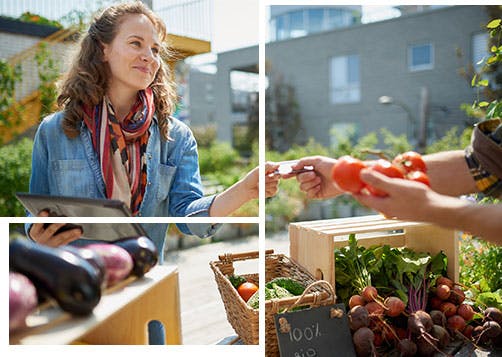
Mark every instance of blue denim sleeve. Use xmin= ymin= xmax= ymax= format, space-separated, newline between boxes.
xmin=168 ymin=127 xmax=213 ymax=217
xmin=29 ymin=117 xmax=50 ymax=195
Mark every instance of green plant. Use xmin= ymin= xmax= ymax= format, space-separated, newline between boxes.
xmin=0 ymin=59 xmax=22 ymax=130
xmin=35 ymin=42 xmax=60 ymax=118
xmin=19 ymin=12 xmax=63 ymax=28
xmin=460 ymin=235 xmax=502 ymax=294
xmin=192 ymin=124 xmax=216 ymax=148
xmin=467 ymin=17 xmax=502 ymax=120
xmin=0 ymin=138 xmax=33 ymax=217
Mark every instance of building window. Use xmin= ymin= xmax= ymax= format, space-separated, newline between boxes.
xmin=330 ymin=54 xmax=360 ymax=104
xmin=408 ymin=42 xmax=434 ymax=71
xmin=230 ymin=70 xmax=259 ymax=113
xmin=308 ymin=8 xmax=324 ymax=33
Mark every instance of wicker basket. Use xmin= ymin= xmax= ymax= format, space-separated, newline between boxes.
xmin=210 ymin=250 xmax=335 ymax=353
xmin=265 ymin=253 xmax=335 ymax=357
xmin=210 ymin=250 xmax=260 ymax=345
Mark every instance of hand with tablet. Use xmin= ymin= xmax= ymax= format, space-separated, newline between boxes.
xmin=29 ymin=210 xmax=84 ymax=247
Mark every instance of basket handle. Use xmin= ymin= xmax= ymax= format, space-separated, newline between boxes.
xmin=283 ymin=280 xmax=336 ymax=313
xmin=218 ymin=249 xmax=274 ymax=262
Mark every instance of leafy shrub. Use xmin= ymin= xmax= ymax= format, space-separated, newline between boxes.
xmin=0 ymin=138 xmax=33 ymax=216
xmin=198 ymin=141 xmax=240 ymax=175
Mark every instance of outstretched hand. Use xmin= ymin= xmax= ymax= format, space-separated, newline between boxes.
xmin=282 ymin=156 xmax=343 ymax=199
xmin=354 ymin=168 xmax=437 ymax=221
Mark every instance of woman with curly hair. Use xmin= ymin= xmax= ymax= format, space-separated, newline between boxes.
xmin=28 ymin=2 xmax=278 ymax=254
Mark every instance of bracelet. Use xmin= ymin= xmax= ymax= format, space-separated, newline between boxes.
xmin=465 ymin=145 xmax=502 ymax=198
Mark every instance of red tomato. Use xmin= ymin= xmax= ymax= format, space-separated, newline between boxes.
xmin=365 ymin=159 xmax=405 ymax=197
xmin=407 ymin=170 xmax=431 ymax=187
xmin=392 ymin=151 xmax=427 ymax=173
xmin=237 ymin=282 xmax=258 ymax=302
xmin=331 ymin=156 xmax=367 ymax=193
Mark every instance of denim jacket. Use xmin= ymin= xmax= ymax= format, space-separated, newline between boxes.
xmin=28 ymin=111 xmax=219 ymax=259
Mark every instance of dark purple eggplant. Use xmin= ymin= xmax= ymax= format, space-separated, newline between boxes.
xmin=61 ymin=245 xmax=107 ymax=289
xmin=112 ymin=236 xmax=158 ymax=277
xmin=9 ymin=238 xmax=101 ymax=315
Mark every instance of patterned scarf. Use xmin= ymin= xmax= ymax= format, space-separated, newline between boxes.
xmin=83 ymin=88 xmax=154 ymax=215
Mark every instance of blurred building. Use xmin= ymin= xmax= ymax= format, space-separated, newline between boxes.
xmin=264 ymin=5 xmax=491 ymax=150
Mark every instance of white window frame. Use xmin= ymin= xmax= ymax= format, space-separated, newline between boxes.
xmin=408 ymin=42 xmax=434 ymax=71
xmin=330 ymin=54 xmax=360 ymax=105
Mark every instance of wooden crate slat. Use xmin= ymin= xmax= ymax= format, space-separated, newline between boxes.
xmin=290 ymin=216 xmax=459 ymax=290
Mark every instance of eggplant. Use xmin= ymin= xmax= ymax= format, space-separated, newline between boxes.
xmin=112 ymin=236 xmax=158 ymax=277
xmin=61 ymin=245 xmax=107 ymax=289
xmin=9 ymin=271 xmax=38 ymax=331
xmin=9 ymin=238 xmax=101 ymax=316
xmin=85 ymin=243 xmax=133 ymax=287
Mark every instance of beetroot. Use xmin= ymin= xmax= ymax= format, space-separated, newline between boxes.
xmin=366 ymin=301 xmax=384 ymax=316
xmin=429 ymin=296 xmax=442 ymax=310
xmin=449 ymin=286 xmax=465 ymax=304
xmin=429 ymin=310 xmax=446 ymax=327
xmin=352 ymin=327 xmax=375 ymax=357
xmin=349 ymin=294 xmax=365 ymax=309
xmin=416 ymin=334 xmax=438 ymax=356
xmin=435 ymin=284 xmax=451 ymax=300
xmin=431 ymin=324 xmax=450 ymax=348
xmin=397 ymin=338 xmax=417 ymax=357
xmin=447 ymin=314 xmax=467 ymax=334
xmin=457 ymin=303 xmax=475 ymax=322
xmin=85 ymin=243 xmax=133 ymax=287
xmin=408 ymin=310 xmax=433 ymax=335
xmin=361 ymin=286 xmax=378 ymax=302
xmin=436 ymin=276 xmax=454 ymax=289
xmin=484 ymin=307 xmax=502 ymax=325
xmin=9 ymin=272 xmax=38 ymax=331
xmin=384 ymin=296 xmax=405 ymax=317
xmin=439 ymin=301 xmax=457 ymax=317
xmin=462 ymin=324 xmax=474 ymax=339
xmin=348 ymin=305 xmax=369 ymax=331
xmin=482 ymin=321 xmax=501 ymax=339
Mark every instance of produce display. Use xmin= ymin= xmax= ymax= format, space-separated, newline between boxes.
xmin=9 ymin=235 xmax=158 ymax=333
xmin=331 ymin=151 xmax=430 ymax=197
xmin=336 ymin=235 xmax=502 ymax=356
xmin=227 ymin=274 xmax=306 ymax=311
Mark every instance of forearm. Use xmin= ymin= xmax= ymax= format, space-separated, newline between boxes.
xmin=209 ymin=178 xmax=254 ymax=217
xmin=429 ymin=196 xmax=502 ymax=245
xmin=424 ymin=150 xmax=477 ymax=196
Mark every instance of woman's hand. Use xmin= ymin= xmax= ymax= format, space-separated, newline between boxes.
xmin=243 ymin=162 xmax=280 ymax=200
xmin=28 ymin=210 xmax=82 ymax=247
xmin=283 ymin=156 xmax=342 ymax=199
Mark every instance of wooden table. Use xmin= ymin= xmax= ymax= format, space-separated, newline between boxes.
xmin=10 ymin=265 xmax=182 ymax=345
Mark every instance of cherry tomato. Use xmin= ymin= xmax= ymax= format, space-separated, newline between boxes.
xmin=407 ymin=170 xmax=431 ymax=187
xmin=392 ymin=151 xmax=427 ymax=173
xmin=365 ymin=159 xmax=405 ymax=197
xmin=237 ymin=282 xmax=258 ymax=302
xmin=331 ymin=156 xmax=367 ymax=193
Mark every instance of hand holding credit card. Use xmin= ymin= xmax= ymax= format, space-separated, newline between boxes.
xmin=274 ymin=160 xmax=314 ymax=175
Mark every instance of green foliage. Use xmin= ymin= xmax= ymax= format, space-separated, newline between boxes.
xmin=0 ymin=138 xmax=33 ymax=216
xmin=192 ymin=124 xmax=216 ymax=148
xmin=0 ymin=59 xmax=22 ymax=130
xmin=460 ymin=236 xmax=502 ymax=294
xmin=19 ymin=12 xmax=63 ymax=28
xmin=35 ymin=42 xmax=60 ymax=118
xmin=467 ymin=16 xmax=502 ymax=120
xmin=424 ymin=126 xmax=472 ymax=154
xmin=198 ymin=141 xmax=240 ymax=175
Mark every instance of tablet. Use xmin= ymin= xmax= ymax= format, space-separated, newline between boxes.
xmin=16 ymin=192 xmax=147 ymax=241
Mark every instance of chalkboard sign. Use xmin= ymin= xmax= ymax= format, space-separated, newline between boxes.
xmin=274 ymin=304 xmax=356 ymax=357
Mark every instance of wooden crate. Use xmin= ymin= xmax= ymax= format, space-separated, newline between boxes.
xmin=289 ymin=215 xmax=459 ymax=290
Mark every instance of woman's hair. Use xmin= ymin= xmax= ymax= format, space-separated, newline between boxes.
xmin=57 ymin=1 xmax=176 ymax=140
